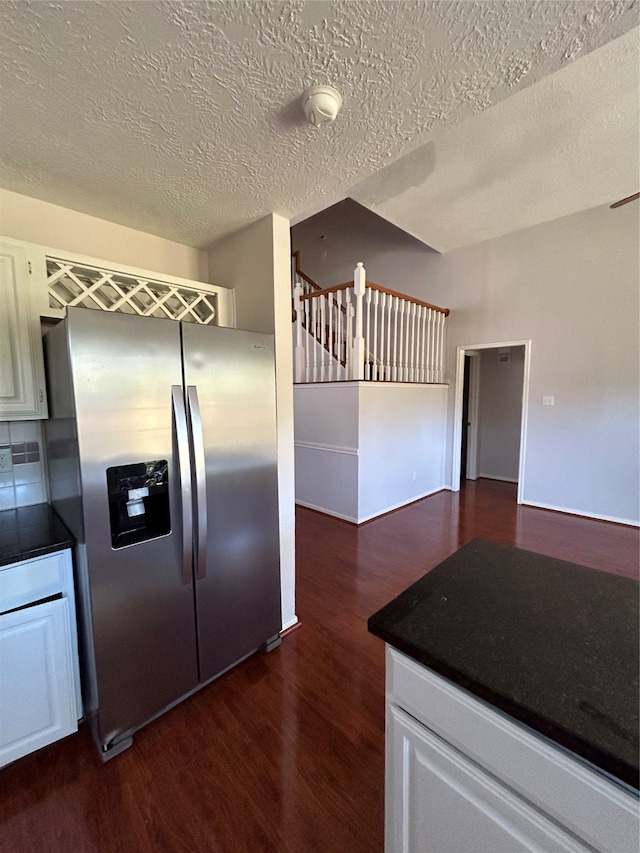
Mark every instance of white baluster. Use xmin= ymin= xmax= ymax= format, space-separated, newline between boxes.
xmin=372 ymin=289 xmax=379 ymax=380
xmin=344 ymin=300 xmax=355 ymax=379
xmin=433 ymin=311 xmax=442 ymax=382
xmin=429 ymin=308 xmax=435 ymax=383
xmin=410 ymin=301 xmax=417 ymax=382
xmin=311 ymin=296 xmax=318 ymax=382
xmin=419 ymin=306 xmax=426 ymax=383
xmin=334 ymin=291 xmax=340 ymax=380
xmin=294 ymin=283 xmax=304 ymax=383
xmin=398 ymin=299 xmax=405 ymax=382
xmin=352 ymin=263 xmax=366 ymax=380
xmin=304 ymin=298 xmax=311 ymax=382
xmin=320 ymin=296 xmax=327 ymax=382
xmin=365 ymin=288 xmax=372 ymax=380
xmin=327 ymin=293 xmax=336 ymax=380
xmin=380 ymin=292 xmax=387 ymax=381
xmin=392 ymin=296 xmax=399 ymax=381
xmin=439 ymin=312 xmax=446 ymax=383
xmin=405 ymin=300 xmax=412 ymax=381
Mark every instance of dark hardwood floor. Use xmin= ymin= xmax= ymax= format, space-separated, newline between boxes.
xmin=1 ymin=480 xmax=637 ymax=852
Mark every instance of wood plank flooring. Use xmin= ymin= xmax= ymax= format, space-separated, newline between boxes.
xmin=1 ymin=480 xmax=637 ymax=852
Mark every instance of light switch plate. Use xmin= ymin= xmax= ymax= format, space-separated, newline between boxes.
xmin=542 ymin=396 xmax=555 ymax=406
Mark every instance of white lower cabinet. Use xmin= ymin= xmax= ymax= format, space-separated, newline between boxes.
xmin=0 ymin=550 xmax=81 ymax=766
xmin=385 ymin=647 xmax=639 ymax=853
xmin=389 ymin=705 xmax=588 ymax=852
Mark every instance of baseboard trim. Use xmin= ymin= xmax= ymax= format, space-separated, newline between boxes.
xmin=280 ymin=615 xmax=300 ymax=633
xmin=296 ymin=485 xmax=448 ymax=525
xmin=477 ymin=474 xmax=518 ymax=484
xmin=522 ymin=499 xmax=639 ymax=528
xmin=295 ymin=500 xmax=358 ymax=523
xmin=357 ymin=487 xmax=448 ymax=524
xmin=280 ymin=619 xmax=301 ymax=638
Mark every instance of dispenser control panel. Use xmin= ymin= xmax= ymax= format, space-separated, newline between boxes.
xmin=106 ymin=460 xmax=170 ymax=549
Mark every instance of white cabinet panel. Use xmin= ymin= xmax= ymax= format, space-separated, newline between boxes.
xmin=388 ymin=705 xmax=588 ymax=853
xmin=0 ymin=239 xmax=47 ymax=419
xmin=0 ymin=598 xmax=77 ymax=765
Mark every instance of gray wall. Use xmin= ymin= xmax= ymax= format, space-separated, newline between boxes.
xmin=292 ymin=199 xmax=639 ymax=524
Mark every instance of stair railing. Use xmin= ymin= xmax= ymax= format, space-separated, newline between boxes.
xmin=293 ymin=261 xmax=449 ymax=384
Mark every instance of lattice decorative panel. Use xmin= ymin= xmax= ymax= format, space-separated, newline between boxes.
xmin=46 ymin=258 xmax=218 ymax=325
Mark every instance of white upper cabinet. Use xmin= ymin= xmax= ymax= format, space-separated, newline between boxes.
xmin=0 ymin=239 xmax=48 ymax=419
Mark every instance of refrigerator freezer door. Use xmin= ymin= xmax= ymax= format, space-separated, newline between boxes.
xmin=62 ymin=308 xmax=199 ymax=747
xmin=182 ymin=323 xmax=281 ymax=683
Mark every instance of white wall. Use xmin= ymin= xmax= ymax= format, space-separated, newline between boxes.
xmin=476 ymin=347 xmax=525 ymax=482
xmin=0 ymin=188 xmax=208 ymax=281
xmin=294 ymin=382 xmax=447 ymax=523
xmin=207 ymin=214 xmax=297 ymax=630
xmin=294 ymin=383 xmax=360 ymax=521
xmin=358 ymin=383 xmax=447 ymax=521
xmin=293 ymin=200 xmax=640 ymax=525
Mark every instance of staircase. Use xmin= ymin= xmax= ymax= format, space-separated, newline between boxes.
xmin=292 ymin=252 xmax=449 ymax=384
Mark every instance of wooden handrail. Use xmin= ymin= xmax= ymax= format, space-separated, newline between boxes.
xmin=299 ymin=278 xmax=449 ymax=316
xmin=294 ymin=251 xmax=449 ymax=318
xmin=299 ymin=281 xmax=352 ymax=300
xmin=366 ymin=281 xmax=449 ymax=316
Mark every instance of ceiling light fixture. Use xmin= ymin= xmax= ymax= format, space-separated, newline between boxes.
xmin=301 ymin=85 xmax=343 ymax=127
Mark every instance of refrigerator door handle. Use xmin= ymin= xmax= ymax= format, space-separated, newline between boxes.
xmin=187 ymin=385 xmax=208 ymax=580
xmin=171 ymin=385 xmax=193 ymax=585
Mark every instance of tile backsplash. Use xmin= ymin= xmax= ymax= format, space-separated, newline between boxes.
xmin=0 ymin=421 xmax=47 ymax=510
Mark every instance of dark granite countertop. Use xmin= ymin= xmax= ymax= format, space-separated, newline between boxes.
xmin=368 ymin=538 xmax=639 ymax=791
xmin=0 ymin=503 xmax=74 ymax=567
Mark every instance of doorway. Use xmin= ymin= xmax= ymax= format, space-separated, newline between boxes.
xmin=452 ymin=340 xmax=531 ymax=504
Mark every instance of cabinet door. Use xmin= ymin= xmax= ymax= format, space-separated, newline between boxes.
xmin=0 ymin=239 xmax=48 ymax=419
xmin=0 ymin=598 xmax=77 ymax=767
xmin=387 ymin=704 xmax=589 ymax=853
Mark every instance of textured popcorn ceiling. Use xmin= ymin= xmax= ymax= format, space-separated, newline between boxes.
xmin=0 ymin=1 xmax=638 ymax=251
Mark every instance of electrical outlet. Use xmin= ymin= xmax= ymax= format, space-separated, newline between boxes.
xmin=0 ymin=449 xmax=13 ymax=472
xmin=542 ymin=396 xmax=555 ymax=406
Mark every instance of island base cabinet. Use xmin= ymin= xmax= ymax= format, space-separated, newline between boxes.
xmin=0 ymin=597 xmax=77 ymax=766
xmin=385 ymin=647 xmax=639 ymax=853
xmin=387 ymin=704 xmax=589 ymax=853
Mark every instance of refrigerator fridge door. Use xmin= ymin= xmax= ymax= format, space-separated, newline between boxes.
xmin=61 ymin=308 xmax=200 ymax=748
xmin=182 ymin=323 xmax=281 ymax=683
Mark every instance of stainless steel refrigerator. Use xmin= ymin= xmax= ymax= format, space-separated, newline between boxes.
xmin=44 ymin=307 xmax=281 ymax=759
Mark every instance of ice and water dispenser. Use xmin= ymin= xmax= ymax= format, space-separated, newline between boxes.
xmin=106 ymin=460 xmax=170 ymax=548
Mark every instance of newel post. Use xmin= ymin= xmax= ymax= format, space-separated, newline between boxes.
xmin=293 ymin=282 xmax=305 ymax=383
xmin=352 ymin=262 xmax=366 ymax=380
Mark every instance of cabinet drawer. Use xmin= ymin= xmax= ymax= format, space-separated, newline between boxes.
xmin=387 ymin=646 xmax=639 ymax=853
xmin=0 ymin=551 xmax=69 ymax=612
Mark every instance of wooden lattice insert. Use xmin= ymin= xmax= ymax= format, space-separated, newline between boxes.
xmin=46 ymin=258 xmax=218 ymax=325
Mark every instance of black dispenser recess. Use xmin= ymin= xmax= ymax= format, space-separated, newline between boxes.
xmin=106 ymin=460 xmax=170 ymax=549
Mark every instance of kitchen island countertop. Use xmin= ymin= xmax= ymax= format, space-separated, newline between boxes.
xmin=0 ymin=503 xmax=74 ymax=567
xmin=368 ymin=537 xmax=639 ymax=791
